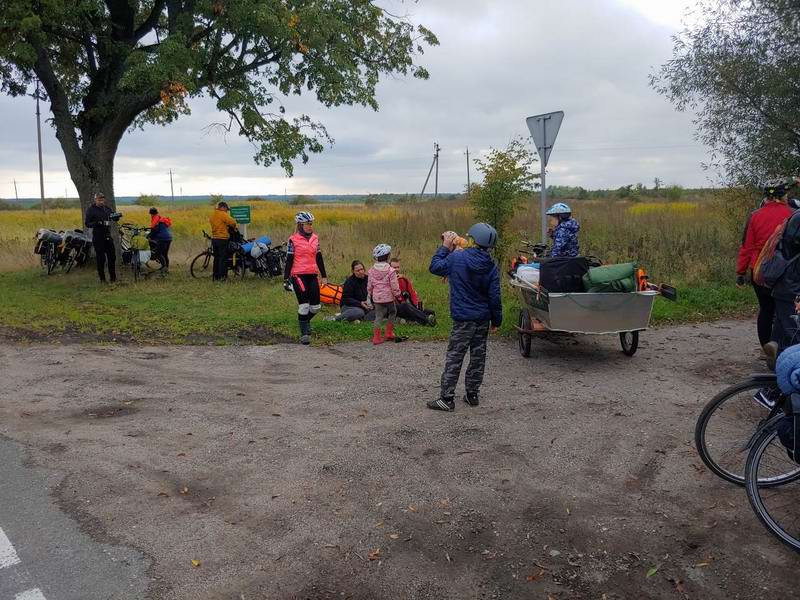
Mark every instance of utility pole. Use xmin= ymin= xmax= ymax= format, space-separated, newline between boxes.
xmin=465 ymin=147 xmax=471 ymax=197
xmin=13 ymin=179 xmax=18 ymax=201
xmin=420 ymin=142 xmax=440 ymax=199
xmin=169 ymin=169 xmax=175 ymax=203
xmin=35 ymin=79 xmax=46 ymax=213
xmin=434 ymin=142 xmax=439 ymax=198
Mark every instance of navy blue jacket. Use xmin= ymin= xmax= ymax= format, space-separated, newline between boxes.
xmin=429 ymin=246 xmax=502 ymax=327
xmin=148 ymin=220 xmax=173 ymax=242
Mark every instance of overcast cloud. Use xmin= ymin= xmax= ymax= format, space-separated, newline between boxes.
xmin=0 ymin=0 xmax=712 ymax=199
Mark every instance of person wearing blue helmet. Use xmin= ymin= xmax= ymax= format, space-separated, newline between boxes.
xmin=427 ymin=222 xmax=502 ymax=412
xmin=546 ymin=202 xmax=580 ymax=257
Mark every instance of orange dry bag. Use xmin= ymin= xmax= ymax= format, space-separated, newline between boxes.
xmin=319 ymin=283 xmax=344 ymax=305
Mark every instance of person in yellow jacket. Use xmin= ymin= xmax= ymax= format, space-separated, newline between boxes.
xmin=209 ymin=201 xmax=238 ymax=281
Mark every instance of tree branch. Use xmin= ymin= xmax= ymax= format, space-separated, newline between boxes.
xmin=134 ymin=0 xmax=168 ymax=42
xmin=83 ymin=35 xmax=98 ymax=74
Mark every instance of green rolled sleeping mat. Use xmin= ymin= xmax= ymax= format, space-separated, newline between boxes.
xmin=582 ymin=262 xmax=637 ymax=293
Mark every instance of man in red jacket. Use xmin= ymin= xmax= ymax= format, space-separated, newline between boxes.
xmin=737 ymin=182 xmax=793 ymax=348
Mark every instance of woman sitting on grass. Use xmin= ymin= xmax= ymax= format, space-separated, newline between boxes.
xmin=335 ymin=260 xmax=375 ymax=322
xmin=389 ymin=257 xmax=436 ymax=326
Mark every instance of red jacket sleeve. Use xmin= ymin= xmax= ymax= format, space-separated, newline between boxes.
xmin=406 ymin=278 xmax=419 ymax=306
xmin=736 ymin=214 xmax=757 ymax=274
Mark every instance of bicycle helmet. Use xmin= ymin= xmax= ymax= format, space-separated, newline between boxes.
xmin=546 ymin=202 xmax=572 ymax=215
xmin=295 ymin=211 xmax=314 ymax=224
xmin=764 ymin=180 xmax=787 ymax=199
xmin=372 ymin=243 xmax=391 ymax=259
xmin=467 ymin=222 xmax=498 ymax=249
xmin=789 ymin=197 xmax=800 ymax=210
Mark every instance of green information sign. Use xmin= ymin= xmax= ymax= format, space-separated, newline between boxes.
xmin=229 ymin=205 xmax=251 ymax=224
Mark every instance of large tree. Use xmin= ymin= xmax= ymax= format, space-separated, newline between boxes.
xmin=0 ymin=1 xmax=438 ymax=211
xmin=651 ymin=0 xmax=800 ymax=184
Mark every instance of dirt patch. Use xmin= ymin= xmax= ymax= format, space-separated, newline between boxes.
xmin=78 ymin=404 xmax=139 ymax=419
xmin=0 ymin=323 xmax=291 ymax=345
xmin=0 ymin=322 xmax=796 ymax=600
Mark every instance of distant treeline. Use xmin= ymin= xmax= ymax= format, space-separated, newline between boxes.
xmin=0 ymin=185 xmax=724 ymax=211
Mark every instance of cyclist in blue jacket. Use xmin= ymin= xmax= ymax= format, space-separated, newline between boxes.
xmin=428 ymin=223 xmax=502 ymax=412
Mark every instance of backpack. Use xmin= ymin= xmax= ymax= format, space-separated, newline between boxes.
xmin=753 ymin=221 xmax=799 ymax=287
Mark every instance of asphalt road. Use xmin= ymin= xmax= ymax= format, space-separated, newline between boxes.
xmin=0 ymin=321 xmax=798 ymax=599
xmin=0 ymin=438 xmax=150 ymax=600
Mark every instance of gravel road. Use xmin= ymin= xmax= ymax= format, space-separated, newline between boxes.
xmin=0 ymin=321 xmax=797 ymax=599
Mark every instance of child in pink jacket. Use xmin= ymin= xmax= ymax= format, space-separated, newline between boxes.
xmin=367 ymin=243 xmax=402 ymax=344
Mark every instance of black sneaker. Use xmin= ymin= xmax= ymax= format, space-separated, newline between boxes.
xmin=753 ymin=387 xmax=778 ymax=410
xmin=300 ymin=334 xmax=311 ymax=346
xmin=463 ymin=393 xmax=479 ymax=407
xmin=427 ymin=398 xmax=455 ymax=412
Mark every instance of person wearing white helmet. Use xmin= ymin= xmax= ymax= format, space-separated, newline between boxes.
xmin=546 ymin=202 xmax=580 ymax=257
xmin=283 ymin=211 xmax=327 ymax=345
xmin=367 ymin=243 xmax=403 ymax=344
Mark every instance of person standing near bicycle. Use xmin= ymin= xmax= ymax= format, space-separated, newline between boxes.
xmin=737 ymin=181 xmax=793 ymax=351
xmin=209 ymin=201 xmax=238 ymax=281
xmin=84 ymin=192 xmax=118 ymax=283
xmin=284 ymin=211 xmax=327 ymax=345
xmin=147 ymin=207 xmax=173 ymax=273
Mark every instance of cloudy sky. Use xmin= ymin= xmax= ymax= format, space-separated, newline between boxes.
xmin=0 ymin=0 xmax=711 ymax=199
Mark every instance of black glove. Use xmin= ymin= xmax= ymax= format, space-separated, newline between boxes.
xmin=736 ymin=274 xmax=746 ymax=286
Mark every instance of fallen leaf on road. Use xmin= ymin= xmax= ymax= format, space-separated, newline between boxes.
xmin=271 ymin=413 xmax=281 ymax=417
xmin=670 ymin=578 xmax=685 ymax=593
xmin=445 ymin=552 xmax=451 ymax=562
xmin=177 ymin=453 xmax=186 ymax=457
xmin=408 ymin=504 xmax=418 ymax=513
xmin=526 ymin=569 xmax=546 ymax=582
xmin=180 ymin=486 xmax=189 ymax=495
xmin=368 ymin=548 xmax=382 ymax=561
xmin=388 ymin=534 xmax=399 ymax=540
xmin=191 ymin=559 xmax=201 ymax=568
xmin=704 ymin=521 xmax=718 ymax=529
xmin=157 ymin=492 xmax=169 ymax=497
xmin=695 ymin=561 xmax=711 ymax=568
xmin=374 ymin=521 xmax=384 ymax=528
xmin=646 ymin=565 xmax=659 ymax=577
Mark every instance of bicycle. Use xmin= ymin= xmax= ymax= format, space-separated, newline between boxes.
xmin=120 ymin=223 xmax=166 ymax=282
xmin=189 ymin=230 xmax=246 ymax=279
xmin=35 ymin=229 xmax=66 ymax=275
xmin=745 ymin=393 xmax=800 ymax=552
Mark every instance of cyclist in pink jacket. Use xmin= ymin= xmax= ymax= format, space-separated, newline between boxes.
xmin=367 ymin=243 xmax=403 ymax=344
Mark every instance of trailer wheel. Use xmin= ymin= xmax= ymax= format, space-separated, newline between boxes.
xmin=518 ymin=309 xmax=532 ymax=358
xmin=620 ymin=331 xmax=639 ymax=356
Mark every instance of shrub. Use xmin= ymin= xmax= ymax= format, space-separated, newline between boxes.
xmin=210 ymin=193 xmax=224 ymax=206
xmin=135 ymin=193 xmax=161 ymax=206
xmin=289 ymin=194 xmax=318 ymax=205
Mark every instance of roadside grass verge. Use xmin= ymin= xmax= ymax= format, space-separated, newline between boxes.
xmin=0 ymin=268 xmax=756 ymax=345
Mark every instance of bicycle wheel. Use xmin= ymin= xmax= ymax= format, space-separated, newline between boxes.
xmin=695 ymin=378 xmax=776 ymax=485
xmin=745 ymin=426 xmax=800 ymax=552
xmin=190 ymin=251 xmax=213 ymax=278
xmin=46 ymin=246 xmax=57 ymax=275
xmin=131 ymin=251 xmax=141 ymax=282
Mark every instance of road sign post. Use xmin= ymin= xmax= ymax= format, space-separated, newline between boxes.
xmin=526 ymin=111 xmax=564 ymax=244
xmin=230 ymin=205 xmax=251 ymax=238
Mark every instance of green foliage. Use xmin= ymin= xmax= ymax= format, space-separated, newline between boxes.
xmin=210 ymin=193 xmax=224 ymax=206
xmin=665 ymin=185 xmax=684 ymax=201
xmin=470 ymin=137 xmax=537 ymax=245
xmin=651 ymin=0 xmax=800 ymax=184
xmin=135 ymin=194 xmax=161 ymax=207
xmin=0 ymin=199 xmax=15 ymax=210
xmin=364 ymin=194 xmax=379 ymax=207
xmin=0 ymin=1 xmax=439 ymax=187
xmin=29 ymin=198 xmax=79 ymax=210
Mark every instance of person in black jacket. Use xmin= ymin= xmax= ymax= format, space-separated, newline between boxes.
xmin=334 ymin=260 xmax=375 ymax=322
xmin=84 ymin=192 xmax=118 ymax=282
xmin=769 ymin=204 xmax=800 ymax=360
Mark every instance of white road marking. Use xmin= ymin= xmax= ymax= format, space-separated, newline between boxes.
xmin=0 ymin=526 xmax=21 ymax=569
xmin=15 ymin=589 xmax=48 ymax=600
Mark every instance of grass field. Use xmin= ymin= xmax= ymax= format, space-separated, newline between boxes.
xmin=0 ymin=196 xmax=759 ymax=344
